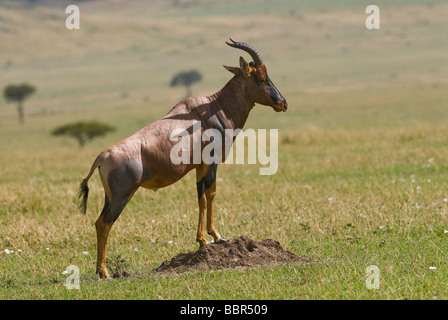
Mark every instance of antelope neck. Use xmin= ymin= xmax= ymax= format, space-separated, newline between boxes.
xmin=209 ymin=76 xmax=255 ymax=131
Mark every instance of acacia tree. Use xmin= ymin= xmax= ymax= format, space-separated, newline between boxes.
xmin=170 ymin=70 xmax=202 ymax=98
xmin=51 ymin=121 xmax=115 ymax=148
xmin=3 ymin=83 xmax=36 ymax=125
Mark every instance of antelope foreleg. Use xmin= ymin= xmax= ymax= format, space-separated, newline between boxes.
xmin=205 ymin=181 xmax=223 ymax=243
xmin=196 ymin=167 xmax=207 ymax=247
xmin=196 ymin=164 xmax=225 ymax=247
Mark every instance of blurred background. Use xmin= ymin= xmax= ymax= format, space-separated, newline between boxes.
xmin=1 ymin=0 xmax=447 ymax=145
xmin=1 ymin=1 xmax=448 ymax=299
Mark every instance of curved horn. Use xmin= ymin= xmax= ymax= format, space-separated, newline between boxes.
xmin=225 ymin=38 xmax=264 ymax=67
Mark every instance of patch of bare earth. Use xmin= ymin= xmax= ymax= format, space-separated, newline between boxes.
xmin=152 ymin=236 xmax=307 ymax=274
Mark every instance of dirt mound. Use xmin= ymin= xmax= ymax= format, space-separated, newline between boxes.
xmin=153 ymin=236 xmax=306 ymax=274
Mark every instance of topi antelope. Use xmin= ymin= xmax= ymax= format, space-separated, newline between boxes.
xmin=79 ymin=39 xmax=287 ymax=278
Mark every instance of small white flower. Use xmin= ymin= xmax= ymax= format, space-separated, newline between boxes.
xmin=62 ymin=270 xmax=70 ymax=275
xmin=429 ymin=266 xmax=437 ymax=270
xmin=46 ymin=248 xmax=49 ymax=251
xmin=328 ymin=197 xmax=333 ymax=202
xmin=379 ymin=225 xmax=385 ymax=229
xmin=167 ymin=240 xmax=173 ymax=244
xmin=82 ymin=251 xmax=89 ymax=255
xmin=444 ymin=230 xmax=448 ymax=234
xmin=4 ymin=249 xmax=12 ymax=254
xmin=151 ymin=219 xmax=155 ymax=223
xmin=183 ymin=214 xmax=187 ymax=218
xmin=16 ymin=249 xmax=22 ymax=253
xmin=427 ymin=179 xmax=431 ymax=183
xmin=443 ymin=198 xmax=448 ymax=202
xmin=134 ymin=247 xmax=138 ymax=251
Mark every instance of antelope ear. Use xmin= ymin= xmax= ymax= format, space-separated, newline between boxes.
xmin=239 ymin=56 xmax=251 ymax=78
xmin=223 ymin=65 xmax=242 ymax=76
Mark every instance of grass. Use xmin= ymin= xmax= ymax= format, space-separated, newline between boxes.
xmin=1 ymin=0 xmax=448 ymax=300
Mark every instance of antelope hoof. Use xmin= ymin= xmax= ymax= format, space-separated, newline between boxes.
xmin=97 ymin=272 xmax=112 ymax=280
xmin=197 ymin=239 xmax=208 ymax=247
xmin=215 ymin=238 xmax=227 ymax=244
xmin=97 ymin=268 xmax=111 ymax=279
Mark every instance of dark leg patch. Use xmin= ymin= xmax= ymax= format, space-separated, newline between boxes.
xmin=196 ymin=164 xmax=217 ymax=201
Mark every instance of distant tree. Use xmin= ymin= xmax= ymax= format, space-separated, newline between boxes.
xmin=170 ymin=70 xmax=202 ymax=97
xmin=3 ymin=83 xmax=36 ymax=125
xmin=51 ymin=121 xmax=115 ymax=148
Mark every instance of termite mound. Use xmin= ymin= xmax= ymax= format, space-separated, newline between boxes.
xmin=152 ymin=236 xmax=307 ymax=274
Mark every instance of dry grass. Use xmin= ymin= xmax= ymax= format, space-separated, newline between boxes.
xmin=1 ymin=0 xmax=448 ymax=299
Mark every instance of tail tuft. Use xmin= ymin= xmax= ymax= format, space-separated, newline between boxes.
xmin=78 ymin=179 xmax=89 ymax=214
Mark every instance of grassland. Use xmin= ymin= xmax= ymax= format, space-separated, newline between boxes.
xmin=1 ymin=0 xmax=448 ymax=300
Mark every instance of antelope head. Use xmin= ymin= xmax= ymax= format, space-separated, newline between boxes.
xmin=224 ymin=38 xmax=287 ymax=112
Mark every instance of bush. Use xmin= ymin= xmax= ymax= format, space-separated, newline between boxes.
xmin=51 ymin=121 xmax=115 ymax=148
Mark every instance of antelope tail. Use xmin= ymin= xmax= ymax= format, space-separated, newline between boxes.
xmin=78 ymin=154 xmax=103 ymax=214
xmin=78 ymin=179 xmax=90 ymax=214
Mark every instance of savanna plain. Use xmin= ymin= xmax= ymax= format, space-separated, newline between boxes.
xmin=1 ymin=0 xmax=448 ymax=299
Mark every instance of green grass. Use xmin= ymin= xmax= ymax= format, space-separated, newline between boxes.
xmin=1 ymin=0 xmax=448 ymax=300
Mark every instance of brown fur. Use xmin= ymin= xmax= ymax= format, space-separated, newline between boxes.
xmin=79 ymin=44 xmax=287 ymax=278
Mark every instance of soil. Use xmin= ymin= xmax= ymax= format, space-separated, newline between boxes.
xmin=152 ymin=236 xmax=306 ymax=274
xmin=112 ymin=269 xmax=131 ymax=278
